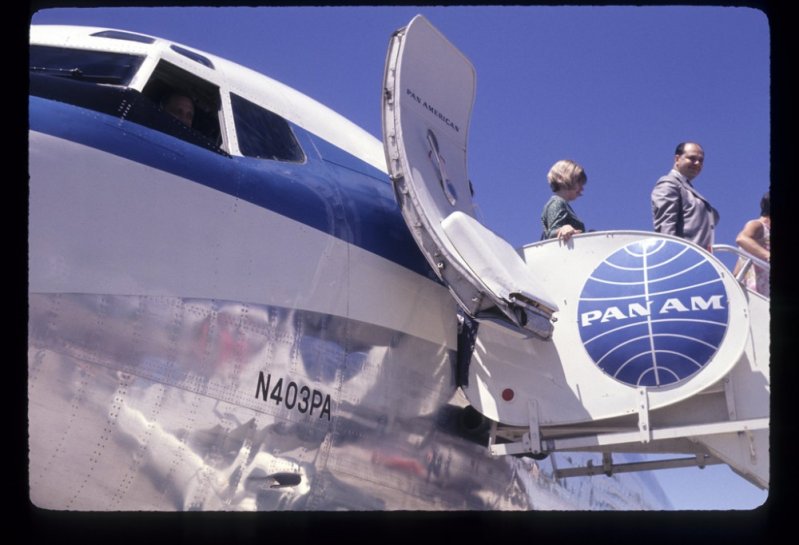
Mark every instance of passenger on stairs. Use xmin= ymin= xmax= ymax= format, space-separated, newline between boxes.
xmin=734 ymin=191 xmax=770 ymax=296
xmin=540 ymin=159 xmax=588 ymax=243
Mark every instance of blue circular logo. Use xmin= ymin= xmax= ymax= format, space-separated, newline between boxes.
xmin=577 ymin=239 xmax=729 ymax=388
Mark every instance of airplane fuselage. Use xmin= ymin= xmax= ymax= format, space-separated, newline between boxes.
xmin=28 ymin=24 xmax=672 ymax=510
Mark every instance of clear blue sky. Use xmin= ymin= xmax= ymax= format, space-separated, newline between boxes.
xmin=30 ymin=5 xmax=773 ymax=511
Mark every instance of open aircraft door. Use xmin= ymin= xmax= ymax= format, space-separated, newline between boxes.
xmin=383 ymin=15 xmax=768 ymax=490
xmin=382 ymin=15 xmax=557 ymax=339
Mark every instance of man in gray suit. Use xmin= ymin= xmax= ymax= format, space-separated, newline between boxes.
xmin=651 ymin=142 xmax=719 ymax=251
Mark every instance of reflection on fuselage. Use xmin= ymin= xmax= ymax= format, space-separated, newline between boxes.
xmin=28 ymin=293 xmax=663 ymax=510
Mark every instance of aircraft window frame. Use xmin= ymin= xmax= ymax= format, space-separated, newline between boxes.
xmin=29 ymin=44 xmax=145 ymax=85
xmin=170 ymin=45 xmax=215 ymax=69
xmin=90 ymin=30 xmax=156 ymax=44
xmin=141 ymin=59 xmax=227 ymax=152
xmin=230 ymin=92 xmax=305 ymax=163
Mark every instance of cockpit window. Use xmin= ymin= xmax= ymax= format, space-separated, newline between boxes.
xmin=29 ymin=45 xmax=144 ymax=85
xmin=29 ymin=46 xmax=227 ymax=156
xmin=90 ymin=30 xmax=156 ymax=44
xmin=141 ymin=60 xmax=224 ymax=151
xmin=231 ymin=93 xmax=304 ymax=162
xmin=170 ymin=45 xmax=214 ymax=69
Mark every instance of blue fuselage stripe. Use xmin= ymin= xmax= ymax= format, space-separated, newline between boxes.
xmin=30 ymin=97 xmax=435 ymax=279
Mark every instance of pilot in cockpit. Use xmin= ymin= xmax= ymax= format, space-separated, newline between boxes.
xmin=161 ymin=91 xmax=195 ymax=129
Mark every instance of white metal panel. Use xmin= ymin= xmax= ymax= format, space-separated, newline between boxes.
xmin=463 ymin=232 xmax=752 ymax=426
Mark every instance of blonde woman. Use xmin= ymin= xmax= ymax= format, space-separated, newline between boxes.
xmin=540 ymin=159 xmax=587 ymax=242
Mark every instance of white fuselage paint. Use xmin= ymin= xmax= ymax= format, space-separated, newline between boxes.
xmin=29 ymin=131 xmax=457 ymax=349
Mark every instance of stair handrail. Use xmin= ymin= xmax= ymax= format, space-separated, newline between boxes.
xmin=712 ymin=243 xmax=770 ymax=283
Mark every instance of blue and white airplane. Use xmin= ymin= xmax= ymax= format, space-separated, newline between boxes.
xmin=28 ymin=15 xmax=769 ymax=511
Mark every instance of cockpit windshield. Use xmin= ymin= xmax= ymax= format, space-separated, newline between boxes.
xmin=29 ymin=45 xmax=144 ymax=85
xmin=30 ymin=44 xmax=226 ymax=155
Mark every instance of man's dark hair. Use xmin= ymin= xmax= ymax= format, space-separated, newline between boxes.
xmin=675 ymin=142 xmax=702 ymax=156
xmin=760 ymin=191 xmax=770 ymax=216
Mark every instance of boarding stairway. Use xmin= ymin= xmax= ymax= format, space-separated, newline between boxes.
xmin=478 ymin=239 xmax=769 ymax=488
xmin=382 ymin=15 xmax=769 ymax=489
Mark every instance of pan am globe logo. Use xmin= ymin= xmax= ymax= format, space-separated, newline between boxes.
xmin=577 ymin=239 xmax=729 ymax=388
